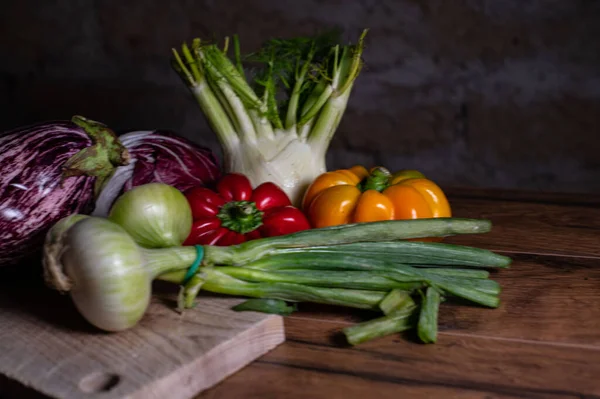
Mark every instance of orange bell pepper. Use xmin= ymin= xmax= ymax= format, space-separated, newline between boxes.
xmin=302 ymin=166 xmax=451 ymax=229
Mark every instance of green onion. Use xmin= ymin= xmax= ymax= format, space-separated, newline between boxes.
xmin=420 ymin=268 xmax=490 ymax=279
xmin=343 ymin=303 xmax=418 ymax=346
xmin=205 ymin=218 xmax=495 ymax=265
xmin=214 ymin=266 xmax=424 ymax=291
xmin=43 ymin=213 xmax=507 ymax=338
xmin=199 ymin=269 xmax=386 ymax=310
xmin=418 ymin=287 xmax=443 ymax=344
xmin=378 ymin=289 xmax=415 ymax=315
xmin=434 ymin=283 xmax=499 ymax=308
xmin=232 ymin=298 xmax=298 ymax=315
xmin=277 ymin=241 xmax=511 ymax=268
xmin=239 ymin=252 xmax=500 ymax=307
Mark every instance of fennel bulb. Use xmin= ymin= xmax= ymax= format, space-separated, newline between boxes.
xmin=172 ymin=30 xmax=368 ymax=205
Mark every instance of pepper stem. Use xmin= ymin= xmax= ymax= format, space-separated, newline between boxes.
xmin=359 ymin=167 xmax=392 ymax=192
xmin=217 ymin=200 xmax=264 ymax=234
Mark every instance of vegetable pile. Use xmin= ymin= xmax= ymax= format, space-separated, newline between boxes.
xmin=1 ymin=119 xmax=220 ymax=265
xmin=2 ymin=28 xmax=513 ymax=347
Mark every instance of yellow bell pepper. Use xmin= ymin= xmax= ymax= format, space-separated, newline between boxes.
xmin=302 ymin=165 xmax=451 ymax=229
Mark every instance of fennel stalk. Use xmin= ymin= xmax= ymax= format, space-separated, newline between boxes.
xmin=171 ymin=30 xmax=368 ymax=205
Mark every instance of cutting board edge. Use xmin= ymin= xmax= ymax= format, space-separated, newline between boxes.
xmin=128 ymin=313 xmax=285 ymax=399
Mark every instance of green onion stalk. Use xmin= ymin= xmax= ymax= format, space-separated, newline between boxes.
xmin=43 ymin=214 xmax=504 ymax=333
xmin=171 ymin=30 xmax=368 ymax=205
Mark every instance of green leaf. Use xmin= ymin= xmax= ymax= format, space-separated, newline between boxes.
xmin=232 ymin=298 xmax=298 ymax=315
xmin=243 ymin=29 xmax=342 ymax=123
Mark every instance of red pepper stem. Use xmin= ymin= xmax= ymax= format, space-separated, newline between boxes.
xmin=217 ymin=200 xmax=264 ymax=234
xmin=359 ymin=167 xmax=392 ymax=192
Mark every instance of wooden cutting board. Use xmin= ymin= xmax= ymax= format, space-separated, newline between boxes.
xmin=0 ymin=273 xmax=285 ymax=399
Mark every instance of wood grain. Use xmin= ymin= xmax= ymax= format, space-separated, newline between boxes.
xmin=444 ymin=193 xmax=600 ymax=257
xmin=0 ymin=279 xmax=285 ymax=399
xmin=202 ymin=362 xmax=517 ymax=399
xmin=287 ymin=253 xmax=600 ymax=347
xmin=200 ymin=317 xmax=600 ymax=399
xmin=439 ymin=253 xmax=600 ymax=346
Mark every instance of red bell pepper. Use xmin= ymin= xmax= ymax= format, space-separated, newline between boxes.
xmin=183 ymin=173 xmax=311 ymax=246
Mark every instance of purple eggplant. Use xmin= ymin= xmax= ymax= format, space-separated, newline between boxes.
xmin=0 ymin=116 xmax=129 ymax=267
xmin=92 ymin=130 xmax=221 ymax=216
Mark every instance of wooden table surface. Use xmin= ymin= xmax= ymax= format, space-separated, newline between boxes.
xmin=199 ymin=187 xmax=600 ymax=399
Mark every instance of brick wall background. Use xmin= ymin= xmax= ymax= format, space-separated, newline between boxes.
xmin=1 ymin=0 xmax=599 ymax=194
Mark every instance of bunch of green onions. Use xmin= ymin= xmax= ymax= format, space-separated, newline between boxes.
xmin=43 ymin=185 xmax=510 ymax=345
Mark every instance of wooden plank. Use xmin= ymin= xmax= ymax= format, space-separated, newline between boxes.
xmin=201 ymin=362 xmax=512 ymax=399
xmin=439 ymin=252 xmax=600 ymax=346
xmin=285 ymin=253 xmax=600 ymax=347
xmin=444 ymin=195 xmax=600 ymax=257
xmin=0 ymin=278 xmax=285 ymax=399
xmin=200 ymin=317 xmax=600 ymax=399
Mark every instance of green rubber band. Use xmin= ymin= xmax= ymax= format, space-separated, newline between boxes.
xmin=183 ymin=245 xmax=204 ymax=285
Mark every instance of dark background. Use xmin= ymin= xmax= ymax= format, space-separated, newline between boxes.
xmin=1 ymin=0 xmax=599 ymax=194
